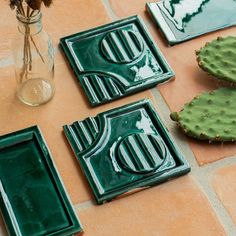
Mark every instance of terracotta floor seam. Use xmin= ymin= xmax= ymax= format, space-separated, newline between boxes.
xmin=150 ymin=88 xmax=200 ymax=169
xmin=0 ymin=46 xmax=61 ymax=69
xmin=102 ymin=0 xmax=119 ymax=21
xmin=74 ymin=200 xmax=95 ymax=212
xmin=0 ymin=57 xmax=13 ymax=68
xmin=199 ymin=155 xmax=236 ymax=172
xmin=193 ymin=168 xmax=236 ymax=235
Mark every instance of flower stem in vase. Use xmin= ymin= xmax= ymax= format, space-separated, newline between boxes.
xmin=10 ymin=0 xmax=55 ymax=106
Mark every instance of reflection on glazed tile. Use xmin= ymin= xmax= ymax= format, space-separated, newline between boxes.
xmin=147 ymin=0 xmax=236 ymax=45
xmin=64 ymin=99 xmax=190 ymax=204
xmin=60 ymin=16 xmax=174 ymax=106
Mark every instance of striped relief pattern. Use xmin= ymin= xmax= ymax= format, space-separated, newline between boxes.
xmin=101 ymin=30 xmax=143 ymax=63
xmin=81 ymin=75 xmax=123 ymax=104
xmin=118 ymin=133 xmax=167 ymax=173
xmin=68 ymin=117 xmax=99 ymax=152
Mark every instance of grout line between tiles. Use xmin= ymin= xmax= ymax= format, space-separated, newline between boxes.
xmin=102 ymin=0 xmax=153 ymax=25
xmin=194 ymin=161 xmax=236 ymax=236
xmin=102 ymin=0 xmax=119 ymax=21
xmin=0 ymin=46 xmax=61 ymax=69
xmin=74 ymin=200 xmax=95 ymax=212
xmin=150 ymin=87 xmax=200 ymax=171
xmin=151 ymin=87 xmax=236 ymax=235
xmin=0 ymin=58 xmax=13 ymax=68
xmin=200 ymin=155 xmax=236 ymax=171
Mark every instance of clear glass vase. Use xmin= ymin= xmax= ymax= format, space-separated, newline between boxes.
xmin=12 ymin=9 xmax=55 ymax=106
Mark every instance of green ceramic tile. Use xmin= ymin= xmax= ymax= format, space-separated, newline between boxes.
xmin=146 ymin=0 xmax=236 ymax=45
xmin=0 ymin=126 xmax=82 ymax=236
xmin=63 ymin=99 xmax=190 ymax=204
xmin=60 ymin=16 xmax=174 ymax=106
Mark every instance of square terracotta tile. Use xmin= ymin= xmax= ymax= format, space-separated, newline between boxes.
xmin=43 ymin=0 xmax=111 ymax=42
xmin=212 ymin=164 xmax=236 ymax=225
xmin=109 ymin=0 xmax=156 ymax=22
xmin=77 ymin=176 xmax=225 ymax=236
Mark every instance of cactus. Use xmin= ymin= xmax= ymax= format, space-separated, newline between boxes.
xmin=196 ymin=36 xmax=236 ymax=84
xmin=170 ymin=88 xmax=236 ymax=142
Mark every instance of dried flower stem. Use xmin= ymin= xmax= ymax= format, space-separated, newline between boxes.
xmin=30 ymin=36 xmax=45 ymax=63
xmin=9 ymin=0 xmax=53 ymax=82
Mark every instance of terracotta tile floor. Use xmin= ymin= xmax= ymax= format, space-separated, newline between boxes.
xmin=1 ymin=0 xmax=236 ymax=235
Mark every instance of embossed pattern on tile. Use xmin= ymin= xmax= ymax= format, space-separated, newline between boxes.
xmin=78 ymin=176 xmax=226 ymax=236
xmin=60 ymin=16 xmax=174 ymax=106
xmin=212 ymin=164 xmax=236 ymax=225
xmin=64 ymin=99 xmax=190 ymax=204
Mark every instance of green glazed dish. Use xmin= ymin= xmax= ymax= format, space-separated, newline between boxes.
xmin=60 ymin=16 xmax=174 ymax=106
xmin=147 ymin=0 xmax=236 ymax=45
xmin=0 ymin=126 xmax=82 ymax=236
xmin=64 ymin=99 xmax=190 ymax=204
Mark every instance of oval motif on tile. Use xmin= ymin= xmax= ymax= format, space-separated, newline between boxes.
xmin=117 ymin=133 xmax=167 ymax=174
xmin=100 ymin=30 xmax=143 ymax=64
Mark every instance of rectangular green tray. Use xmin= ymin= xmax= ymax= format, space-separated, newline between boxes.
xmin=60 ymin=15 xmax=174 ymax=106
xmin=147 ymin=0 xmax=236 ymax=45
xmin=0 ymin=126 xmax=82 ymax=236
xmin=64 ymin=99 xmax=190 ymax=204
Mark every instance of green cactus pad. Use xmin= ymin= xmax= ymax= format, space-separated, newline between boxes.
xmin=196 ymin=36 xmax=236 ymax=84
xmin=170 ymin=88 xmax=236 ymax=142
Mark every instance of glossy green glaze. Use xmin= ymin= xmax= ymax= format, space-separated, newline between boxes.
xmin=64 ymin=100 xmax=190 ymax=204
xmin=147 ymin=0 xmax=236 ymax=45
xmin=60 ymin=16 xmax=174 ymax=106
xmin=0 ymin=126 xmax=82 ymax=236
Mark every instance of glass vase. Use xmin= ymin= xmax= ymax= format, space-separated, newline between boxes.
xmin=12 ymin=9 xmax=55 ymax=106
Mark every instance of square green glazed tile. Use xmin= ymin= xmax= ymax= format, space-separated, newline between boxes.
xmin=60 ymin=16 xmax=174 ymax=106
xmin=0 ymin=126 xmax=82 ymax=236
xmin=146 ymin=0 xmax=236 ymax=45
xmin=63 ymin=99 xmax=190 ymax=204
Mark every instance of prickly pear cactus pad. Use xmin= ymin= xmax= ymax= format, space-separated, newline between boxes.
xmin=170 ymin=88 xmax=236 ymax=142
xmin=196 ymin=36 xmax=236 ymax=84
